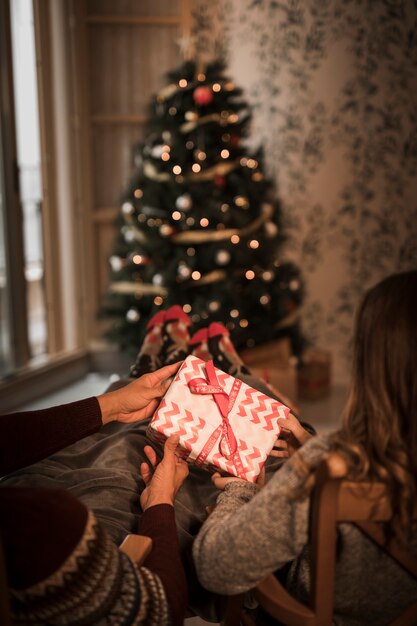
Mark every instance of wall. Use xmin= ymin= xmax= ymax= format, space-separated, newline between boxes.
xmin=192 ymin=0 xmax=417 ymax=383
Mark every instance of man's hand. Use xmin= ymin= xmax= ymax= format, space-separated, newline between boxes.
xmin=97 ymin=362 xmax=182 ymax=424
xmin=270 ymin=413 xmax=313 ymax=459
xmin=140 ymin=435 xmax=189 ymax=510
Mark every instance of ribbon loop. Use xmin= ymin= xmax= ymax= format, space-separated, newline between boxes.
xmin=187 ymin=360 xmax=241 ymax=459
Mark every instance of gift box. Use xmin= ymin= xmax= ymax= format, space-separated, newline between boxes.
xmin=250 ymin=364 xmax=297 ymax=409
xmin=241 ymin=337 xmax=292 ymax=369
xmin=147 ymin=355 xmax=290 ymax=482
xmin=297 ymin=348 xmax=332 ymax=400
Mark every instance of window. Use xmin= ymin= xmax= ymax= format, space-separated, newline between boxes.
xmin=10 ymin=0 xmax=47 ymax=359
xmin=0 ymin=0 xmax=90 ymax=410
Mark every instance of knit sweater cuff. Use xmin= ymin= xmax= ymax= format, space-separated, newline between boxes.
xmin=224 ymin=480 xmax=260 ymax=499
xmin=138 ymin=504 xmax=176 ymax=537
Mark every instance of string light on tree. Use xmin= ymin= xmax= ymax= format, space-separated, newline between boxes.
xmin=234 ymin=196 xmax=249 ymax=208
xmin=265 ymin=221 xmax=278 ymax=237
xmin=132 ymin=254 xmax=147 ymax=265
xmin=209 ymin=300 xmax=220 ymax=312
xmin=262 ymin=270 xmax=274 ymax=281
xmin=215 ymin=249 xmax=231 ymax=265
xmin=178 ymin=263 xmax=192 ymax=279
xmin=159 ymin=224 xmax=174 ymax=237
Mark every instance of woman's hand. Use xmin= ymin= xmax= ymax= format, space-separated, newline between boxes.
xmin=270 ymin=413 xmax=313 ymax=459
xmin=140 ymin=435 xmax=189 ymax=510
xmin=211 ymin=466 xmax=266 ymax=490
xmin=97 ymin=362 xmax=182 ymax=425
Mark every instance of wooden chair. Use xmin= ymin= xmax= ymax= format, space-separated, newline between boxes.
xmin=222 ymin=453 xmax=417 ymax=626
xmin=0 ymin=533 xmax=152 ymax=625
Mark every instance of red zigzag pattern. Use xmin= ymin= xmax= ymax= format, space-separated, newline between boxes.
xmin=238 ymin=438 xmax=264 ymax=474
xmin=152 ymin=399 xmax=206 ymax=450
xmin=237 ymin=388 xmax=286 ymax=431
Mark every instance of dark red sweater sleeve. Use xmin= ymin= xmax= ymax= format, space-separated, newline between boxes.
xmin=138 ymin=504 xmax=187 ymax=626
xmin=0 ymin=397 xmax=102 ymax=476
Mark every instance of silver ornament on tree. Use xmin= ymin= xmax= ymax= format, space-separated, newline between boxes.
xmin=152 ymin=273 xmax=164 ymax=286
xmin=109 ymin=255 xmax=124 ymax=272
xmin=126 ymin=308 xmax=141 ymax=322
xmin=122 ymin=202 xmax=134 ymax=215
xmin=151 ymin=144 xmax=165 ymax=158
xmin=175 ymin=193 xmax=192 ymax=211
xmin=177 ymin=263 xmax=191 ymax=279
xmin=123 ymin=227 xmax=135 ymax=242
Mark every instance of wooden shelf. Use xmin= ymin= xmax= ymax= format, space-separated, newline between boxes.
xmin=92 ymin=207 xmax=120 ymax=222
xmin=91 ymin=114 xmax=147 ymax=124
xmin=86 ymin=15 xmax=181 ymax=26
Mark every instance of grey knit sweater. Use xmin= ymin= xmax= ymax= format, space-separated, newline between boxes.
xmin=192 ymin=434 xmax=417 ymax=626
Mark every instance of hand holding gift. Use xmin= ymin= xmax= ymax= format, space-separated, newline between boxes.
xmin=147 ymin=355 xmax=290 ymax=483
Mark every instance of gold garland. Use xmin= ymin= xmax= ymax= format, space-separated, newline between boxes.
xmin=172 ymin=203 xmax=274 ymax=244
xmin=274 ymin=310 xmax=300 ymax=329
xmin=109 ymin=281 xmax=168 ymax=296
xmin=143 ymin=162 xmax=172 ymax=182
xmin=143 ymin=159 xmax=239 ymax=183
xmin=180 ymin=112 xmax=221 ymax=133
xmin=188 ymin=269 xmax=226 ymax=286
xmin=157 ymin=83 xmax=178 ymax=100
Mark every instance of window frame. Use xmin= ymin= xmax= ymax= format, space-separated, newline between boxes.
xmin=0 ymin=0 xmax=90 ymax=412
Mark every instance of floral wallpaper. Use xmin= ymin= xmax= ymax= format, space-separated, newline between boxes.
xmin=193 ymin=0 xmax=417 ymax=383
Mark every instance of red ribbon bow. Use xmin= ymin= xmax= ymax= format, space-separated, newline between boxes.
xmin=188 ymin=361 xmax=244 ymax=471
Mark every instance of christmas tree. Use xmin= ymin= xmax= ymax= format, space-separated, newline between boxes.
xmin=104 ymin=59 xmax=304 ymax=359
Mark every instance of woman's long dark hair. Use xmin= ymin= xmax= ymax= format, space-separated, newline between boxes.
xmin=330 ymin=271 xmax=417 ymax=540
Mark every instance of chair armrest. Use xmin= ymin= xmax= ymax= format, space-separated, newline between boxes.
xmin=255 ymin=575 xmax=316 ymax=625
xmin=119 ymin=534 xmax=152 ymax=565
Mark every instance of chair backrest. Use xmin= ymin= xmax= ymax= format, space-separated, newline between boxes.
xmin=227 ymin=453 xmax=417 ymax=626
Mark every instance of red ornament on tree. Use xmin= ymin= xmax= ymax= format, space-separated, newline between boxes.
xmin=193 ymin=86 xmax=214 ymax=106
xmin=230 ymin=134 xmax=240 ymax=148
xmin=215 ymin=175 xmax=226 ymax=188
